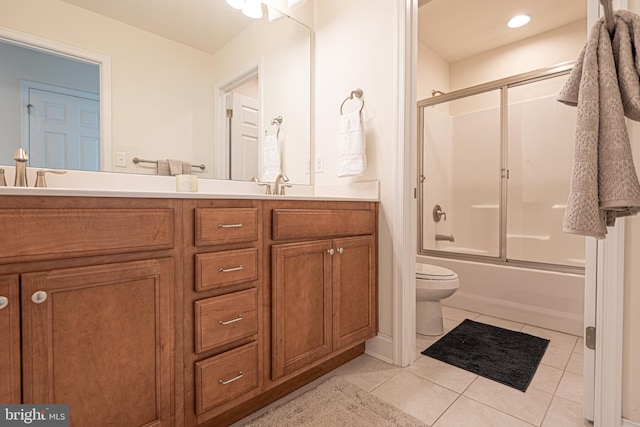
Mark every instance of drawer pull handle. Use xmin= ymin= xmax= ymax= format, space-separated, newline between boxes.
xmin=218 ymin=314 xmax=243 ymax=325
xmin=0 ymin=296 xmax=8 ymax=310
xmin=219 ymin=265 xmax=244 ymax=273
xmin=219 ymin=371 xmax=243 ymax=385
xmin=218 ymin=223 xmax=243 ymax=229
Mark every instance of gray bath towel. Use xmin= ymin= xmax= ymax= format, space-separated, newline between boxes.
xmin=558 ymin=10 xmax=640 ymax=238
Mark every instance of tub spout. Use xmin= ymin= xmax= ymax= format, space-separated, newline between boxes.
xmin=435 ymin=234 xmax=455 ymax=242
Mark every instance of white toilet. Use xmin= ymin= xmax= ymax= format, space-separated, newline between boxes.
xmin=416 ymin=263 xmax=460 ymax=336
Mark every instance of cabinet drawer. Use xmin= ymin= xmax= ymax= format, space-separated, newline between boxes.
xmin=272 ymin=209 xmax=375 ymax=240
xmin=195 ymin=248 xmax=258 ymax=291
xmin=0 ymin=208 xmax=173 ymax=261
xmin=195 ymin=289 xmax=258 ymax=353
xmin=195 ymin=208 xmax=259 ymax=246
xmin=195 ymin=342 xmax=258 ymax=415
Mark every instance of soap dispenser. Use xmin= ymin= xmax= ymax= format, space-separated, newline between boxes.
xmin=14 ymin=148 xmax=28 ymax=187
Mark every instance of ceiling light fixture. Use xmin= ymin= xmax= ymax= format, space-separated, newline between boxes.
xmin=507 ymin=14 xmax=531 ymax=29
xmin=243 ymin=0 xmax=263 ymax=19
xmin=225 ymin=0 xmax=245 ymax=10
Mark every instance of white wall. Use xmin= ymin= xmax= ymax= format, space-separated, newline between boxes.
xmin=314 ymin=0 xmax=397 ymax=337
xmin=450 ymin=19 xmax=587 ymax=90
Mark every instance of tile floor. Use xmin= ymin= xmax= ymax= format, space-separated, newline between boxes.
xmin=235 ymin=306 xmax=591 ymax=426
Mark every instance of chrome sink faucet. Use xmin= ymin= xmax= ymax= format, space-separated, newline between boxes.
xmin=14 ymin=148 xmax=28 ymax=187
xmin=274 ymin=173 xmax=292 ymax=195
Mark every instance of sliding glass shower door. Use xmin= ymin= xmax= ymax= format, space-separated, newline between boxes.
xmin=418 ymin=64 xmax=585 ymax=271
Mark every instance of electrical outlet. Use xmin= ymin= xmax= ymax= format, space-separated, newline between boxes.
xmin=115 ymin=151 xmax=127 ymax=167
xmin=315 ymin=154 xmax=324 ymax=173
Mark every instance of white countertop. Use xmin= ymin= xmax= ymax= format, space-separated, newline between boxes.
xmin=0 ymin=167 xmax=380 ymax=202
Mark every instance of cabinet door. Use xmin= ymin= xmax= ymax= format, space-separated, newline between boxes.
xmin=0 ymin=274 xmax=20 ymax=403
xmin=21 ymin=259 xmax=174 ymax=427
xmin=333 ymin=235 xmax=377 ymax=349
xmin=271 ymin=240 xmax=333 ymax=380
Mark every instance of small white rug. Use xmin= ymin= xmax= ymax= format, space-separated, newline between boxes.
xmin=242 ymin=376 xmax=425 ymax=426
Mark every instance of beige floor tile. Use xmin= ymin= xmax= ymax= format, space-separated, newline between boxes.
xmin=474 ymin=314 xmax=525 ymax=331
xmin=370 ymin=370 xmax=458 ymax=425
xmin=540 ymin=344 xmax=573 ymax=370
xmin=405 ymin=356 xmax=477 ymax=393
xmin=573 ymin=337 xmax=585 ymax=355
xmin=442 ymin=306 xmax=480 ymax=322
xmin=556 ymin=371 xmax=584 ymax=405
xmin=542 ymin=396 xmax=591 ymax=427
xmin=565 ymin=352 xmax=583 ymax=375
xmin=521 ymin=325 xmax=579 ymax=351
xmin=433 ymin=396 xmax=536 ymax=427
xmin=529 ymin=364 xmax=563 ymax=394
xmin=332 ymin=354 xmax=401 ymax=392
xmin=463 ymin=376 xmax=554 ymax=426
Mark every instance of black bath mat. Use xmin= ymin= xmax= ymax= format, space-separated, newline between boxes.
xmin=421 ymin=319 xmax=549 ymax=392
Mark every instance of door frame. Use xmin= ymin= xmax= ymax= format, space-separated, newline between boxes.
xmin=215 ymin=65 xmax=262 ymax=180
xmin=0 ymin=26 xmax=112 ymax=170
xmin=396 ymin=1 xmax=625 ymax=426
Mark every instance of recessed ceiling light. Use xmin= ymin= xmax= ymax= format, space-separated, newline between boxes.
xmin=507 ymin=14 xmax=531 ymax=29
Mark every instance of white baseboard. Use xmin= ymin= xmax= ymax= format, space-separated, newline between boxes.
xmin=623 ymin=418 xmax=640 ymax=427
xmin=365 ymin=333 xmax=393 ymax=364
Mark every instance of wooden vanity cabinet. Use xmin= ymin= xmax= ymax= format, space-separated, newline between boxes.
xmin=0 ymin=196 xmax=179 ymax=427
xmin=0 ymin=274 xmax=20 ymax=404
xmin=182 ymin=200 xmax=263 ymax=426
xmin=268 ymin=202 xmax=378 ymax=382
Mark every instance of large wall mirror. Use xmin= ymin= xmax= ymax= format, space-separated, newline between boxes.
xmin=0 ymin=0 xmax=311 ymax=184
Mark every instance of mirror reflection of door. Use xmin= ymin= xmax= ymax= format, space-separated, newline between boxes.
xmin=226 ymin=75 xmax=259 ymax=181
xmin=22 ymin=81 xmax=100 ymax=170
xmin=228 ymin=92 xmax=259 ymax=180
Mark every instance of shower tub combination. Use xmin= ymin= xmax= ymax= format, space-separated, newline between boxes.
xmin=418 ymin=63 xmax=585 ymax=336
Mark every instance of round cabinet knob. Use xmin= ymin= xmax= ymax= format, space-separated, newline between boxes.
xmin=337 ymin=248 xmax=344 ymax=254
xmin=31 ymin=291 xmax=48 ymax=304
xmin=0 ymin=296 xmax=8 ymax=310
xmin=327 ymin=248 xmax=335 ymax=256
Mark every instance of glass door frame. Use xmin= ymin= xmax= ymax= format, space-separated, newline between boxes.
xmin=417 ymin=60 xmax=583 ymax=274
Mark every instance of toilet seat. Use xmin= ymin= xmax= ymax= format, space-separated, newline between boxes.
xmin=415 ymin=263 xmax=458 ymax=281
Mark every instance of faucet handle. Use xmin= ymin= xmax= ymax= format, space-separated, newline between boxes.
xmin=251 ymin=177 xmax=272 ymax=194
xmin=278 ymin=183 xmax=293 ymax=195
xmin=35 ymin=169 xmax=67 ymax=188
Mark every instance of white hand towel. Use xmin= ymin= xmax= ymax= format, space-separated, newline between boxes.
xmin=262 ymin=134 xmax=281 ymax=182
xmin=338 ymin=110 xmax=366 ymax=177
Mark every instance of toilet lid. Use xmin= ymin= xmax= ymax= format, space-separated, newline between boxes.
xmin=416 ymin=263 xmax=457 ymax=280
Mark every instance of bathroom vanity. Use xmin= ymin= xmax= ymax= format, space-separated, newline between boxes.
xmin=0 ymin=191 xmax=378 ymax=426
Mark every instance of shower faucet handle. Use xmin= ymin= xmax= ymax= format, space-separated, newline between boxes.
xmin=433 ymin=204 xmax=447 ymax=222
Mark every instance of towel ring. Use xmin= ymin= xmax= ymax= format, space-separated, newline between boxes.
xmin=340 ymin=89 xmax=364 ymax=114
xmin=265 ymin=115 xmax=283 ymax=137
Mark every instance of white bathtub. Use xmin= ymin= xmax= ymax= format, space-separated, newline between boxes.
xmin=417 ymin=255 xmax=584 ymax=336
